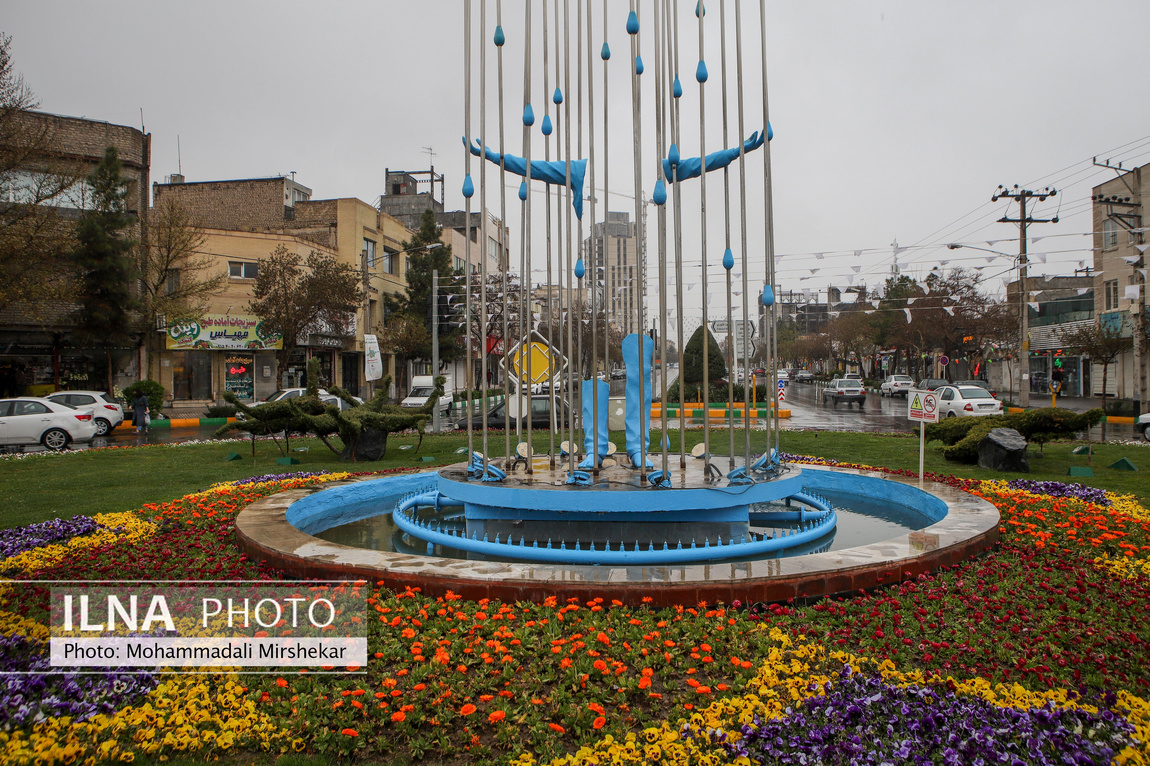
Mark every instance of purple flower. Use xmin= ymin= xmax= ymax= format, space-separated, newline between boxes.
xmin=0 ymin=635 xmax=158 ymax=726
xmin=232 ymin=470 xmax=334 ymax=486
xmin=1005 ymin=480 xmax=1111 ymax=506
xmin=700 ymin=669 xmax=1134 ymax=765
xmin=0 ymin=516 xmax=103 ymax=560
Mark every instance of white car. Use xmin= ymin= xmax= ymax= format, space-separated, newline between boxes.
xmin=879 ymin=375 xmax=914 ymax=398
xmin=1138 ymin=412 xmax=1150 ymax=442
xmin=0 ymin=397 xmax=98 ymax=450
xmin=261 ymin=389 xmax=364 ymax=412
xmin=45 ymin=390 xmax=124 ymax=435
xmin=935 ymin=385 xmax=1003 ymax=418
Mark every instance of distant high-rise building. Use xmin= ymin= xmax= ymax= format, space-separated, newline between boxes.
xmin=584 ymin=211 xmax=643 ymax=334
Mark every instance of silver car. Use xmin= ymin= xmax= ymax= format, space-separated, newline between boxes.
xmin=0 ymin=397 xmax=99 ymax=450
xmin=821 ymin=379 xmax=867 ymax=408
xmin=879 ymin=375 xmax=914 ymax=398
xmin=45 ymin=390 xmax=125 ymax=435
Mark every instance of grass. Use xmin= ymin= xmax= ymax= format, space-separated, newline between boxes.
xmin=1 ymin=427 xmax=1146 ymax=529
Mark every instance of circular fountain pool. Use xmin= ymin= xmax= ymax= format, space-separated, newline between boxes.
xmin=235 ymin=462 xmax=998 ymax=606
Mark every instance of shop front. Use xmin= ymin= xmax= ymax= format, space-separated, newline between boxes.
xmin=161 ymin=314 xmax=282 ymax=413
xmin=0 ymin=329 xmax=138 ymax=398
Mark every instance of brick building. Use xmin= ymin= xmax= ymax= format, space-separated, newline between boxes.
xmin=0 ymin=111 xmax=150 ymax=397
xmin=152 ymin=176 xmax=414 ymax=412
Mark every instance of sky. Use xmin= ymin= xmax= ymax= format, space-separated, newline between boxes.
xmin=6 ymin=0 xmax=1150 ymax=335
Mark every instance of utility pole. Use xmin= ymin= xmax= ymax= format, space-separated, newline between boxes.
xmin=431 ymin=268 xmax=441 ymax=433
xmin=992 ymin=185 xmax=1058 ymax=408
xmin=362 ymin=247 xmax=373 ymax=400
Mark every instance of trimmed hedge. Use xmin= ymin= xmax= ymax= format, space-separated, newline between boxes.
xmin=925 ymin=407 xmax=1104 ymax=463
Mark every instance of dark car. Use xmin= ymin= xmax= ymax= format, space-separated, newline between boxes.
xmin=954 ymin=379 xmax=997 ymax=399
xmin=457 ymin=394 xmax=571 ymax=430
xmin=916 ymin=378 xmax=949 ymax=391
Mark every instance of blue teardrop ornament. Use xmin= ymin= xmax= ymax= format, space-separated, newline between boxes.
xmin=767 ymin=121 xmax=773 ymax=141
xmin=574 ymin=258 xmax=586 ymax=279
xmin=601 ymin=42 xmax=611 ymax=60
xmin=653 ymin=179 xmax=667 ymax=205
xmin=541 ymin=114 xmax=553 ymax=136
xmin=518 ymin=181 xmax=527 ymax=201
xmin=723 ymin=248 xmax=734 ymax=270
xmin=695 ymin=1 xmax=705 ymax=17
xmin=761 ymin=285 xmax=775 ymax=306
xmin=462 ymin=174 xmax=474 ymax=199
xmin=635 ymin=55 xmax=644 ymax=75
xmin=668 ymin=144 xmax=680 ymax=166
xmin=493 ymin=25 xmax=505 ymax=46
xmin=553 ymin=87 xmax=563 ymax=105
xmin=696 ymin=59 xmax=708 ymax=83
xmin=673 ymin=76 xmax=682 ymax=98
xmin=626 ymin=10 xmax=639 ymax=34
xmin=522 ymin=103 xmax=535 ymax=126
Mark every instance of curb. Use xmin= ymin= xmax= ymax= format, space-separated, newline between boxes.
xmin=115 ymin=417 xmax=238 ymax=431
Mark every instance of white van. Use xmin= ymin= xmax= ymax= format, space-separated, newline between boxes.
xmin=401 ymin=375 xmax=453 ymax=416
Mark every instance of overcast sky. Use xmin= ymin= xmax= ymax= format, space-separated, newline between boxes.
xmin=7 ymin=1 xmax=1150 ymax=333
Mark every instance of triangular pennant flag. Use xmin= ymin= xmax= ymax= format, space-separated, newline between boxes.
xmin=810 ymin=268 xmax=820 ymax=274
xmin=1124 ymin=285 xmax=1142 ymax=301
xmin=871 ymin=299 xmax=881 ymax=308
xmin=1139 ymin=269 xmax=1148 ymax=280
xmin=987 ymin=240 xmax=1001 ymax=247
xmin=903 ymin=308 xmax=912 ymax=323
xmin=1076 ymin=288 xmax=1089 ymax=295
xmin=1122 ymin=255 xmax=1142 ymax=265
xmin=846 ymin=275 xmax=855 ymax=284
xmin=974 ymin=266 xmax=986 ymax=271
xmin=1136 ymin=244 xmax=1149 ymax=254
xmin=854 ymin=250 xmax=863 ymax=258
xmin=940 ymin=259 xmax=950 ymax=266
xmin=799 ymin=276 xmax=811 ymax=281
xmin=895 ymin=246 xmax=909 ymax=255
xmin=943 ymin=306 xmax=955 ymax=316
xmin=864 ymin=309 xmax=875 ymax=315
xmin=1031 ymin=236 xmax=1045 ymax=244
xmin=1032 ymin=253 xmax=1047 ymax=263
xmin=986 ymin=256 xmax=995 ymax=263
xmin=814 ymin=253 xmax=825 ymax=260
xmin=851 ymin=265 xmax=862 ymax=273
xmin=1028 ymin=302 xmax=1039 ymax=310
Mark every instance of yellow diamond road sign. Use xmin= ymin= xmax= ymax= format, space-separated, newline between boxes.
xmin=508 ymin=341 xmax=559 ymax=384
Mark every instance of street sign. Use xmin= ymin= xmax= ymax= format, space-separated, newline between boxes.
xmin=777 ymin=388 xmax=785 ymax=402
xmin=908 ymin=391 xmax=939 ymax=424
xmin=939 ymin=355 xmax=950 ymax=367
xmin=777 ymin=379 xmax=785 ymax=389
xmin=710 ymin=319 xmax=757 ymax=340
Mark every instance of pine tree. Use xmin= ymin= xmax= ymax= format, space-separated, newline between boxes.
xmin=71 ymin=146 xmax=139 ymax=394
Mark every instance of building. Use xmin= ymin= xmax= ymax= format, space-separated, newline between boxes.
xmin=0 ymin=111 xmax=150 ymax=397
xmin=1092 ymin=163 xmax=1147 ymax=412
xmin=152 ymin=176 xmax=416 ymax=413
xmin=584 ymin=211 xmax=642 ymax=334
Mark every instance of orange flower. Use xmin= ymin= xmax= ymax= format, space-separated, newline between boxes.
xmin=592 ymin=716 xmax=606 ymax=729
xmin=342 ymin=728 xmax=359 ymax=737
xmin=638 ymin=677 xmax=652 ymax=690
xmin=275 ymin=678 xmax=288 ymax=688
xmin=488 ymin=710 xmax=506 ymax=723
xmin=549 ymin=722 xmax=566 ymax=733
xmin=390 ymin=711 xmax=406 ymax=722
xmin=480 ymin=694 xmax=494 ymax=702
xmin=461 ymin=703 xmax=477 ymax=715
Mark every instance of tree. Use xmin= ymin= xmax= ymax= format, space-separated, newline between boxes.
xmin=377 ymin=316 xmax=431 ymax=396
xmin=136 ymin=197 xmax=226 ymax=379
xmin=247 ymin=246 xmax=362 ymax=388
xmin=1060 ymin=319 xmax=1133 ymax=439
xmin=70 ymin=147 xmax=138 ymax=395
xmin=0 ymin=33 xmax=84 ymax=315
xmin=682 ymin=325 xmax=727 ymax=385
xmin=384 ymin=209 xmax=464 ymax=366
xmin=823 ymin=310 xmax=876 ymax=376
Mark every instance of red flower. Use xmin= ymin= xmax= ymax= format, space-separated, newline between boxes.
xmin=592 ymin=716 xmax=606 ymax=729
xmin=488 ymin=710 xmax=506 ymax=723
xmin=342 ymin=728 xmax=359 ymax=737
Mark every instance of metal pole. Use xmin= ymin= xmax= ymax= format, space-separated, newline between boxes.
xmin=480 ymin=0 xmax=491 ymax=470
xmin=432 ymin=268 xmax=440 ymax=433
xmin=629 ymin=0 xmax=647 ymax=479
xmin=697 ymin=0 xmax=711 ymax=475
xmin=585 ymin=0 xmax=600 ymax=475
xmin=463 ymin=0 xmax=475 ymax=469
xmin=720 ymin=0 xmax=735 ymax=470
xmin=734 ymin=0 xmax=751 ymax=468
xmin=1019 ymin=193 xmax=1030 ymax=409
xmin=523 ymin=0 xmax=534 ymax=472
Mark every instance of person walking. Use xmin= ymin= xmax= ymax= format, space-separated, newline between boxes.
xmin=131 ymin=392 xmax=150 ymax=434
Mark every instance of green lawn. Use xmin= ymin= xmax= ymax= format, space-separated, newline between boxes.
xmin=1 ymin=428 xmax=1146 ymax=529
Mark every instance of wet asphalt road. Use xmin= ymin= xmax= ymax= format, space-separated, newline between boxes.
xmin=26 ymin=379 xmax=1133 ymax=454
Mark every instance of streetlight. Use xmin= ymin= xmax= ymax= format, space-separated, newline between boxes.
xmin=947 ymin=243 xmax=1026 ymax=402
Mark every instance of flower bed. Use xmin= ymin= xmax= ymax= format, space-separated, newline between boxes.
xmin=0 ymin=461 xmax=1148 ymax=764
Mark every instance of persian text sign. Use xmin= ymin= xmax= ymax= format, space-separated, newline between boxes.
xmin=166 ymin=314 xmax=283 ymax=351
xmin=49 ymin=584 xmax=366 ymax=672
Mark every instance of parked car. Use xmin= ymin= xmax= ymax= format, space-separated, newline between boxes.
xmin=916 ymin=378 xmax=949 ymax=391
xmin=609 ymin=368 xmax=627 ymax=380
xmin=0 ymin=397 xmax=98 ymax=450
xmin=261 ymin=389 xmax=364 ymax=412
xmin=1138 ymin=412 xmax=1150 ymax=442
xmin=821 ymin=379 xmax=867 ymax=408
xmin=954 ymin=379 xmax=998 ymax=399
xmin=775 ymin=370 xmax=790 ymax=385
xmin=457 ymin=394 xmax=571 ymax=430
xmin=879 ymin=375 xmax=914 ymax=398
xmin=934 ymin=385 xmax=1004 ymax=418
xmin=843 ymin=372 xmax=863 ymax=381
xmin=793 ymin=370 xmax=815 ymax=383
xmin=45 ymin=390 xmax=124 ymax=435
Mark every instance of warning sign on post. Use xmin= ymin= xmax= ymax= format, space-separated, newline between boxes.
xmin=908 ymin=391 xmax=939 ymax=423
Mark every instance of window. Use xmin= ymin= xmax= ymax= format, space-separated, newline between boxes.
xmin=364 ymin=238 xmax=377 ymax=267
xmin=228 ymin=261 xmax=258 ymax=279
xmin=165 ymin=269 xmax=180 ymax=295
xmin=171 ymin=351 xmax=212 ymax=400
xmin=1102 ymin=219 xmax=1119 ymax=250
xmin=14 ymin=401 xmax=51 ymax=416
xmin=455 ymin=256 xmax=465 ymax=271
xmin=381 ymin=249 xmax=397 ymax=274
xmin=1105 ymin=280 xmax=1119 ymax=310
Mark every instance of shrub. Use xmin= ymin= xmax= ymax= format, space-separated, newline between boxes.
xmin=934 ymin=407 xmax=1104 ymax=463
xmin=121 ymin=379 xmax=165 ymax=416
xmin=203 ymin=405 xmax=238 ymax=419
